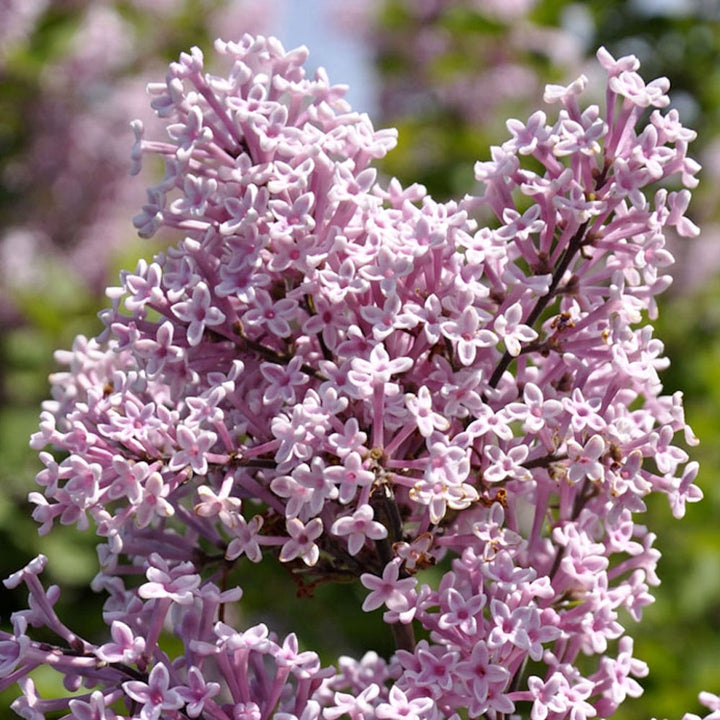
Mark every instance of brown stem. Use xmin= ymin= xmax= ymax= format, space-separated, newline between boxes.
xmin=487 ymin=220 xmax=590 ymax=390
xmin=371 ymin=484 xmax=417 ymax=653
xmin=390 ymin=621 xmax=417 ymax=654
xmin=233 ymin=324 xmax=325 ymax=380
xmin=523 ymin=452 xmax=568 ymax=470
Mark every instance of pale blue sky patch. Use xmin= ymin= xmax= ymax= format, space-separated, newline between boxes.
xmin=271 ymin=0 xmax=377 ymax=114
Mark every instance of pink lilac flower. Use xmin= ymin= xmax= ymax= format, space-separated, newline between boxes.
xmin=138 ymin=553 xmax=200 ymax=605
xmin=95 ymin=620 xmax=146 ymax=664
xmin=361 ymin=559 xmax=417 ymax=613
xmin=375 ymin=685 xmax=435 ymax=720
xmin=176 ymin=666 xmax=220 ymax=718
xmin=171 ymin=282 xmax=226 ymax=346
xmin=68 ymin=690 xmax=118 ymax=720
xmin=493 ymin=300 xmax=539 ymax=356
xmin=2 ymin=35 xmax=711 ymax=720
xmin=279 ymin=517 xmax=324 ymax=566
xmin=331 ymin=504 xmax=388 ymax=555
xmin=225 ymin=514 xmax=264 ymax=563
xmin=122 ymin=663 xmax=184 ymax=720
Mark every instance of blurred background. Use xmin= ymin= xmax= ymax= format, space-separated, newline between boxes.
xmin=1 ymin=0 xmax=719 ymax=717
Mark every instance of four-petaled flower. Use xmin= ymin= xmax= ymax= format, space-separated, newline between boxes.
xmin=171 ymin=282 xmax=226 ymax=346
xmin=361 ymin=559 xmax=417 ymax=612
xmin=279 ymin=517 xmax=324 ymax=566
xmin=330 ymin=504 xmax=388 ymax=555
xmin=123 ymin=664 xmax=184 ymax=720
xmin=176 ymin=666 xmax=220 ymax=718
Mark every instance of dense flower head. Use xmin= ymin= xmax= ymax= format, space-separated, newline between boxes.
xmin=2 ymin=34 xmax=710 ymax=720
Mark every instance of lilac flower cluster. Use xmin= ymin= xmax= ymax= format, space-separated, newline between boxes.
xmin=1 ymin=34 xmax=711 ymax=720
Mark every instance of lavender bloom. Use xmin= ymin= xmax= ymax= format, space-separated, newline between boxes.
xmin=2 ymin=34 xmax=713 ymax=720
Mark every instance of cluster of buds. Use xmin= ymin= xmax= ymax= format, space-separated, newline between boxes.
xmin=2 ymin=34 xmax=715 ymax=720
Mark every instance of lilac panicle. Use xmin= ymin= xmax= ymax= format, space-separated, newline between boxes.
xmin=3 ymin=34 xmax=710 ymax=720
